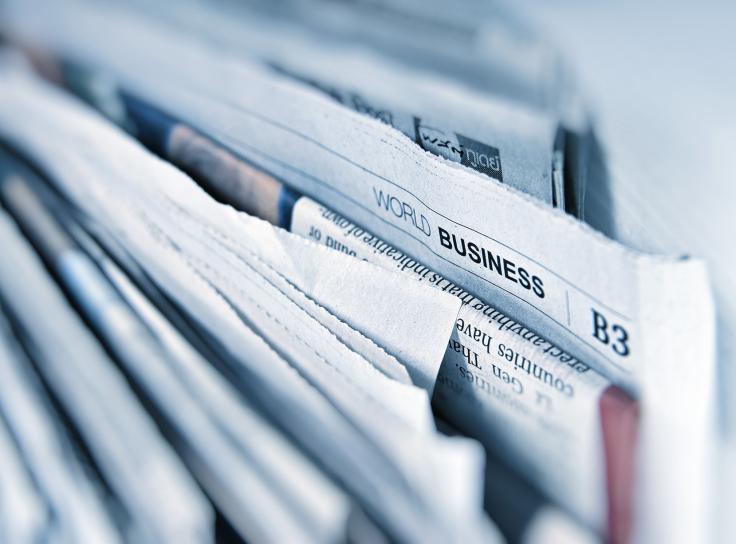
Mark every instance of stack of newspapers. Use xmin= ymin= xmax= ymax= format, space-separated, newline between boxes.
xmin=0 ymin=1 xmax=721 ymax=543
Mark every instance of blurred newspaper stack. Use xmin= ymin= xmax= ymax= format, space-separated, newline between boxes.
xmin=0 ymin=1 xmax=724 ymax=543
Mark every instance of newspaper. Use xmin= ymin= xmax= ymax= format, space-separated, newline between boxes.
xmin=0 ymin=332 xmax=49 ymax=544
xmin=0 ymin=1 xmax=721 ymax=541
xmin=290 ymin=195 xmax=641 ymax=531
xmin=87 ymin=84 xmax=636 ymax=534
xmin=0 ymin=60 xmax=500 ymax=543
xmin=0 ymin=256 xmax=120 ymax=543
xmin=131 ymin=0 xmax=590 ymax=216
xmin=215 ymin=0 xmax=576 ymax=119
xmin=438 ymin=419 xmax=599 ymax=544
xmin=64 ymin=213 xmax=356 ymax=543
xmin=114 ymin=0 xmax=567 ymax=208
xmin=1 ymin=0 xmax=705 ymax=389
xmin=0 ymin=160 xmax=222 ymax=543
xmin=94 ymin=237 xmax=356 ymax=543
xmin=2 ymin=2 xmax=717 ymax=538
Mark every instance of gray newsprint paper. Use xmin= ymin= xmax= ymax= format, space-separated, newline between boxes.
xmin=0 ymin=61 xmax=500 ymax=543
xmin=111 ymin=0 xmax=566 ymax=208
xmin=0 ymin=2 xmax=718 ymax=541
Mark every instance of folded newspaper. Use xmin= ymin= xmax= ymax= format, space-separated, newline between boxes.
xmin=0 ymin=1 xmax=725 ymax=543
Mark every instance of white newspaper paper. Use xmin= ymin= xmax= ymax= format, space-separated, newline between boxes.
xmin=96 ymin=242 xmax=354 ymax=544
xmin=0 ymin=269 xmax=120 ymax=544
xmin=3 ymin=0 xmax=708 ymax=390
xmin=210 ymin=0 xmax=574 ymax=117
xmin=289 ymin=195 xmax=611 ymax=527
xmin=0 ymin=2 xmax=718 ymax=539
xmin=120 ymin=0 xmax=565 ymax=206
xmin=0 ymin=381 xmax=48 ymax=544
xmin=0 ymin=61 xmax=499 ymax=543
xmin=0 ymin=202 xmax=213 ymax=543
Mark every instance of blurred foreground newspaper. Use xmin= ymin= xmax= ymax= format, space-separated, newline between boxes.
xmin=0 ymin=58 xmax=502 ymax=542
